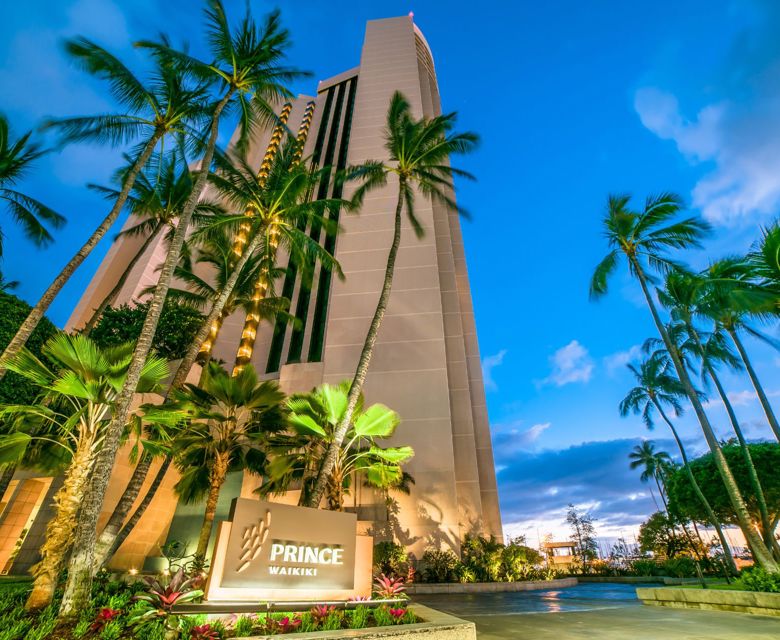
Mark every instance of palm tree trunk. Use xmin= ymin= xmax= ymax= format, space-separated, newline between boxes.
xmin=0 ymin=131 xmax=163 ymax=380
xmin=25 ymin=442 xmax=94 ymax=610
xmin=82 ymin=222 xmax=164 ymax=334
xmin=727 ymin=327 xmax=780 ymax=442
xmin=304 ymin=182 xmax=405 ymax=508
xmin=631 ymin=260 xmax=777 ymax=571
xmin=654 ymin=474 xmax=669 ymax=513
xmin=93 ymin=451 xmax=153 ymax=567
xmin=58 ymin=90 xmax=234 ymax=618
xmin=710 ymin=371 xmax=778 ymax=557
xmin=106 ymin=455 xmax=172 ymax=561
xmin=0 ymin=465 xmax=16 ymax=520
xmin=92 ymin=224 xmax=253 ymax=563
xmin=653 ymin=399 xmax=737 ymax=574
xmin=195 ymin=455 xmax=229 ymax=559
xmin=686 ymin=322 xmax=778 ymax=559
xmin=170 ymin=227 xmax=265 ymax=391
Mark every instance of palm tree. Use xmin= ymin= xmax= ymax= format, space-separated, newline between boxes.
xmin=659 ymin=270 xmax=778 ymax=558
xmin=166 ymin=227 xmax=292 ymax=368
xmin=168 ymin=144 xmax=343 ymax=390
xmin=261 ymin=382 xmax=413 ymax=510
xmin=0 ymin=114 xmax=65 ymax=258
xmin=170 ymin=362 xmax=286 ymax=558
xmin=82 ymin=150 xmax=224 ymax=333
xmin=589 ymin=192 xmax=778 ymax=571
xmin=60 ymin=5 xmax=306 ymax=614
xmin=0 ymin=334 xmax=167 ymax=609
xmin=701 ymin=256 xmax=780 ymax=442
xmin=629 ymin=441 xmax=672 ymax=509
xmin=305 ymin=91 xmax=478 ymax=508
xmin=0 ymin=41 xmax=209 ymax=380
xmin=620 ymin=354 xmax=737 ymax=572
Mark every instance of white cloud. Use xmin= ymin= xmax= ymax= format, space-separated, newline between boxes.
xmin=703 ymin=388 xmax=780 ymax=409
xmin=603 ymin=344 xmax=642 ymax=374
xmin=634 ymin=6 xmax=780 ymax=227
xmin=481 ymin=349 xmax=507 ymax=392
xmin=542 ymin=340 xmax=593 ymax=387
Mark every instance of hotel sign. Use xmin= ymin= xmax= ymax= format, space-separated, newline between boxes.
xmin=217 ymin=498 xmax=357 ymax=591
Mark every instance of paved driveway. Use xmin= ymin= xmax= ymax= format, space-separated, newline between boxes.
xmin=414 ymin=583 xmax=779 ymax=639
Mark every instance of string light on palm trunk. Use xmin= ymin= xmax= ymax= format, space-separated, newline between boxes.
xmin=232 ymin=101 xmax=317 ymax=374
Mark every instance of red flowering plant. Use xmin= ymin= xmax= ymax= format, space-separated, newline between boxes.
xmin=129 ymin=567 xmax=204 ymax=631
xmin=389 ymin=608 xmax=407 ymax=623
xmin=278 ymin=615 xmax=302 ymax=633
xmin=373 ymin=573 xmax=407 ymax=599
xmin=310 ymin=604 xmax=337 ymax=623
xmin=190 ymin=624 xmax=221 ymax=639
xmin=90 ymin=607 xmax=122 ymax=632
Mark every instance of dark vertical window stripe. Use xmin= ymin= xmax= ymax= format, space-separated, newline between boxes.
xmin=286 ymin=81 xmax=348 ymax=364
xmin=265 ymin=88 xmax=335 ymax=374
xmin=308 ymin=77 xmax=358 ymax=362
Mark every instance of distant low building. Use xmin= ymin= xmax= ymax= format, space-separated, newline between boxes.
xmin=543 ymin=540 xmax=578 ymax=569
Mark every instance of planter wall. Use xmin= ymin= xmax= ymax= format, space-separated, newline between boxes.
xmin=637 ymin=587 xmax=780 ymax=617
xmin=407 ymin=577 xmax=577 ymax=595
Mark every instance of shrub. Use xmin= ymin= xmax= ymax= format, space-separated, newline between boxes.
xmin=741 ymin=568 xmax=780 ymax=593
xmin=232 ymin=614 xmax=254 ymax=637
xmin=629 ymin=559 xmax=659 ymax=576
xmin=350 ymin=606 xmax=369 ymax=629
xmin=461 ymin=535 xmax=503 ymax=582
xmin=373 ymin=541 xmax=408 ymax=576
xmin=373 ymin=605 xmax=393 ymax=627
xmin=90 ymin=299 xmax=204 ymax=361
xmin=420 ymin=548 xmax=459 ymax=583
xmin=0 ymin=291 xmax=58 ymax=405
xmin=662 ymin=556 xmax=697 ymax=578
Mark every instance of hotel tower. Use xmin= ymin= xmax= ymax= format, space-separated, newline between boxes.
xmin=0 ymin=16 xmax=501 ymax=573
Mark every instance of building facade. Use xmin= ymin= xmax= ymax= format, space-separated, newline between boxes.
xmin=0 ymin=16 xmax=501 ymax=574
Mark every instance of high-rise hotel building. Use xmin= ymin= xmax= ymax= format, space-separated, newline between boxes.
xmin=0 ymin=16 xmax=501 ymax=573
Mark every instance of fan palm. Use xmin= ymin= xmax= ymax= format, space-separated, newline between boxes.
xmin=659 ymin=270 xmax=778 ymax=558
xmin=260 ymin=382 xmax=413 ymax=511
xmin=700 ymin=257 xmax=780 ymax=441
xmin=60 ymin=3 xmax=305 ymax=615
xmin=305 ymin=91 xmax=478 ymax=508
xmin=82 ymin=150 xmax=224 ymax=333
xmin=0 ymin=114 xmax=64 ymax=259
xmin=589 ymin=192 xmax=777 ymax=571
xmin=169 ymin=362 xmax=286 ymax=558
xmin=0 ymin=42 xmax=209 ymax=381
xmin=620 ymin=354 xmax=736 ymax=572
xmin=0 ymin=334 xmax=167 ymax=610
xmin=168 ymin=144 xmax=343 ymax=389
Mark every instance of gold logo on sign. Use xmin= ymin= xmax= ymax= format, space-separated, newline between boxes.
xmin=236 ymin=509 xmax=271 ymax=573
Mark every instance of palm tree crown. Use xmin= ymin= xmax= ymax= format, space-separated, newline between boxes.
xmin=0 ymin=114 xmax=65 ymax=257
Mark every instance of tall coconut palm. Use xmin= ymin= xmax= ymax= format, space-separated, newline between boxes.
xmin=620 ymin=354 xmax=737 ymax=572
xmin=82 ymin=150 xmax=224 ymax=333
xmin=304 ymin=91 xmax=478 ymax=508
xmin=701 ymin=257 xmax=780 ymax=442
xmin=168 ymin=144 xmax=343 ymax=390
xmin=261 ymin=382 xmax=413 ymax=510
xmin=0 ymin=42 xmax=209 ymax=380
xmin=629 ymin=441 xmax=672 ymax=509
xmin=659 ymin=270 xmax=778 ymax=557
xmin=170 ymin=362 xmax=286 ymax=558
xmin=589 ymin=192 xmax=778 ymax=571
xmin=0 ymin=334 xmax=167 ymax=609
xmin=60 ymin=5 xmax=306 ymax=614
xmin=0 ymin=113 xmax=64 ymax=258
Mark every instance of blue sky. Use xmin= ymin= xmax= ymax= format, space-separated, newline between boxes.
xmin=2 ymin=0 xmax=780 ymax=544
